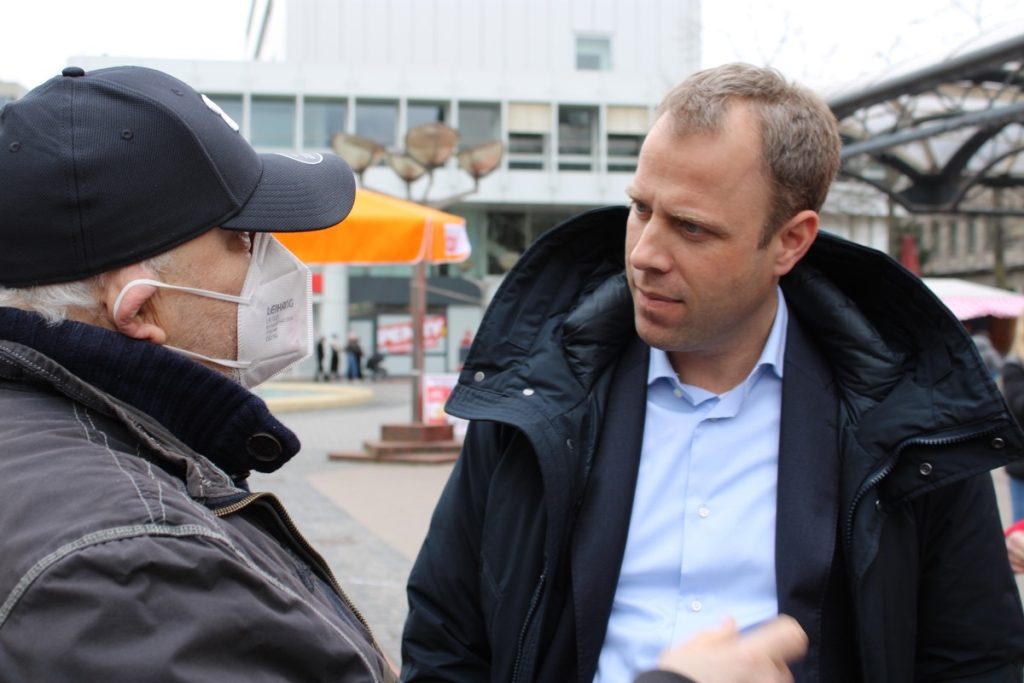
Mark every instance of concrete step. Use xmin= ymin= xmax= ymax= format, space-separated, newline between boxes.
xmin=327 ymin=449 xmax=459 ymax=465
xmin=364 ymin=439 xmax=462 ymax=458
xmin=380 ymin=422 xmax=454 ymax=442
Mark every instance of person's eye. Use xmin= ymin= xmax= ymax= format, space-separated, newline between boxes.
xmin=631 ymin=201 xmax=652 ymax=217
xmin=677 ymin=220 xmax=708 ymax=237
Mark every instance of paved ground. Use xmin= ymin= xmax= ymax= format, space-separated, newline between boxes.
xmin=249 ymin=380 xmax=451 ymax=666
xmin=249 ymin=378 xmax=1024 ymax=667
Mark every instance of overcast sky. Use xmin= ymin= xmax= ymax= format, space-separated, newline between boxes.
xmin=1 ymin=0 xmax=1021 ymax=94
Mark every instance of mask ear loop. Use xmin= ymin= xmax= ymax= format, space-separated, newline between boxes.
xmin=113 ymin=278 xmax=253 ymax=318
xmin=112 ymin=278 xmax=255 ymax=370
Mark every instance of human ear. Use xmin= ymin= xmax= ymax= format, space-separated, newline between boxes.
xmin=101 ymin=264 xmax=168 ymax=344
xmin=772 ymin=210 xmax=819 ymax=277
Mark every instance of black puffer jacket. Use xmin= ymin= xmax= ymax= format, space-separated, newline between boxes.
xmin=0 ymin=308 xmax=395 ymax=682
xmin=402 ymin=206 xmax=1024 ymax=682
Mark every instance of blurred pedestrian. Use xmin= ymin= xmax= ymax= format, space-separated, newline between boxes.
xmin=314 ymin=334 xmax=327 ymax=381
xmin=345 ymin=332 xmax=364 ymax=381
xmin=329 ymin=333 xmax=341 ymax=380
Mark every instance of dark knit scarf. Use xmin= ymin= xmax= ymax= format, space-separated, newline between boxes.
xmin=0 ymin=306 xmax=299 ymax=477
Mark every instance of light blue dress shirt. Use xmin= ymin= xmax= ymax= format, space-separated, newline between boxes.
xmin=594 ymin=288 xmax=788 ymax=683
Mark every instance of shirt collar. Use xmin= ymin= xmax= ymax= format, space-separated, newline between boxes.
xmin=647 ymin=286 xmax=789 ymax=392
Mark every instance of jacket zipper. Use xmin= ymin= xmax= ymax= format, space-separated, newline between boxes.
xmin=510 ymin=567 xmax=547 ymax=683
xmin=213 ymin=492 xmax=375 ymax=637
xmin=843 ymin=424 xmax=1000 ymax=551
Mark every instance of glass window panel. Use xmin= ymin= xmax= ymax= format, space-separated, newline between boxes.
xmin=458 ymin=103 xmax=500 ymax=148
xmin=559 ymin=106 xmax=596 ymax=155
xmin=509 ymin=133 xmax=546 ymax=170
xmin=510 ymin=133 xmax=545 ymax=155
xmin=251 ymin=96 xmax=295 ymax=148
xmin=303 ymin=97 xmax=347 ymax=149
xmin=356 ymin=100 xmax=398 ymax=148
xmin=608 ymin=134 xmax=643 ymax=157
xmin=408 ymin=101 xmax=447 ymax=129
xmin=608 ymin=133 xmax=644 ymax=172
xmin=487 ymin=212 xmax=528 ymax=274
xmin=576 ymin=36 xmax=611 ymax=71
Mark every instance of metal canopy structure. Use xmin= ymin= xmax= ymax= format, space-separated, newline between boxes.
xmin=828 ymin=24 xmax=1024 ymax=217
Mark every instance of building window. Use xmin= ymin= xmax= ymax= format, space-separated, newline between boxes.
xmin=576 ymin=36 xmax=611 ymax=71
xmin=967 ymin=217 xmax=978 ymax=253
xmin=607 ymin=105 xmax=648 ymax=172
xmin=608 ymin=134 xmax=644 ymax=172
xmin=508 ymin=102 xmax=551 ymax=170
xmin=205 ymin=94 xmax=243 ymax=133
xmin=558 ymin=105 xmax=597 ymax=171
xmin=408 ymin=101 xmax=448 ymax=129
xmin=356 ymin=100 xmax=398 ymax=148
xmin=251 ymin=95 xmax=295 ymax=148
xmin=948 ymin=219 xmax=959 ymax=253
xmin=457 ymin=102 xmax=501 ymax=148
xmin=303 ymin=97 xmax=347 ymax=149
xmin=508 ymin=133 xmax=546 ymax=170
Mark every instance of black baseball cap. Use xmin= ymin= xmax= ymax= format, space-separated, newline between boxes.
xmin=0 ymin=65 xmax=357 ymax=286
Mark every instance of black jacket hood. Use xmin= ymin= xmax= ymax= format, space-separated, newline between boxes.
xmin=449 ymin=205 xmax=1022 ymax=505
xmin=455 ymin=206 xmax=1006 ymax=424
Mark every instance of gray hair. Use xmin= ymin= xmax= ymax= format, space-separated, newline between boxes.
xmin=656 ymin=62 xmax=841 ymax=246
xmin=0 ymin=253 xmax=173 ymax=324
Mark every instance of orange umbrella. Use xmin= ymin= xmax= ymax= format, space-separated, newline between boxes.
xmin=274 ymin=188 xmax=470 ymax=264
xmin=275 ymin=188 xmax=470 ymax=425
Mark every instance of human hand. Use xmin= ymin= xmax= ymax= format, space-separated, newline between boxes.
xmin=1008 ymin=530 xmax=1024 ymax=574
xmin=657 ymin=615 xmax=808 ymax=683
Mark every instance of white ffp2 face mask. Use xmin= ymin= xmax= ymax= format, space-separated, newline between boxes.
xmin=113 ymin=233 xmax=313 ymax=388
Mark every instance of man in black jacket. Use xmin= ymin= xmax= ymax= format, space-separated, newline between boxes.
xmin=0 ymin=65 xmax=396 ymax=681
xmin=402 ymin=63 xmax=1024 ymax=682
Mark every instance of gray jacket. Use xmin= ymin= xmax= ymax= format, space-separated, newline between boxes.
xmin=0 ymin=314 xmax=394 ymax=682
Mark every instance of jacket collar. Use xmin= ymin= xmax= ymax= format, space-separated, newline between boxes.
xmin=460 ymin=206 xmax=1013 ymax=439
xmin=0 ymin=306 xmax=299 ymax=478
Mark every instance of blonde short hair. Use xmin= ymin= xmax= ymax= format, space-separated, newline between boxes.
xmin=657 ymin=63 xmax=842 ymax=246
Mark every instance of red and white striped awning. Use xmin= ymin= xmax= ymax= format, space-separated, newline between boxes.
xmin=923 ymin=278 xmax=1024 ymax=320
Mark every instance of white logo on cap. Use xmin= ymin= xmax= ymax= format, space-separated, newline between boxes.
xmin=276 ymin=152 xmax=324 ymax=165
xmin=201 ymin=93 xmax=240 ymax=132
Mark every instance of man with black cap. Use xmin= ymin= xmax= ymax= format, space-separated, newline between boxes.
xmin=0 ymin=65 xmax=395 ymax=681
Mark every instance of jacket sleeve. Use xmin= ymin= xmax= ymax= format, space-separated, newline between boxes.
xmin=401 ymin=420 xmax=500 ymax=682
xmin=913 ymin=472 xmax=1024 ymax=681
xmin=0 ymin=532 xmax=389 ymax=683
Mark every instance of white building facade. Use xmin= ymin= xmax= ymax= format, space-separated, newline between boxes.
xmin=72 ymin=0 xmax=889 ymax=375
xmin=78 ymin=0 xmax=706 ymax=375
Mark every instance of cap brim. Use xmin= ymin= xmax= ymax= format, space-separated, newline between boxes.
xmin=221 ymin=152 xmax=356 ymax=233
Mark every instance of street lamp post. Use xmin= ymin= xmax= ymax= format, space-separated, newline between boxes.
xmin=332 ymin=122 xmax=503 ymax=427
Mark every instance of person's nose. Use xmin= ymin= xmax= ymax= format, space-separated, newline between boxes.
xmin=628 ymin=219 xmax=672 ymax=274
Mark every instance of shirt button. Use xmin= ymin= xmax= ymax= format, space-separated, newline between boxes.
xmin=690 ymin=600 xmax=703 ymax=612
xmin=698 ymin=506 xmax=710 ymax=518
xmin=673 ymin=388 xmax=683 ymax=398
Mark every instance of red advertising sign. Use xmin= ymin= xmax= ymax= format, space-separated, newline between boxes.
xmin=376 ymin=315 xmax=447 ymax=354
